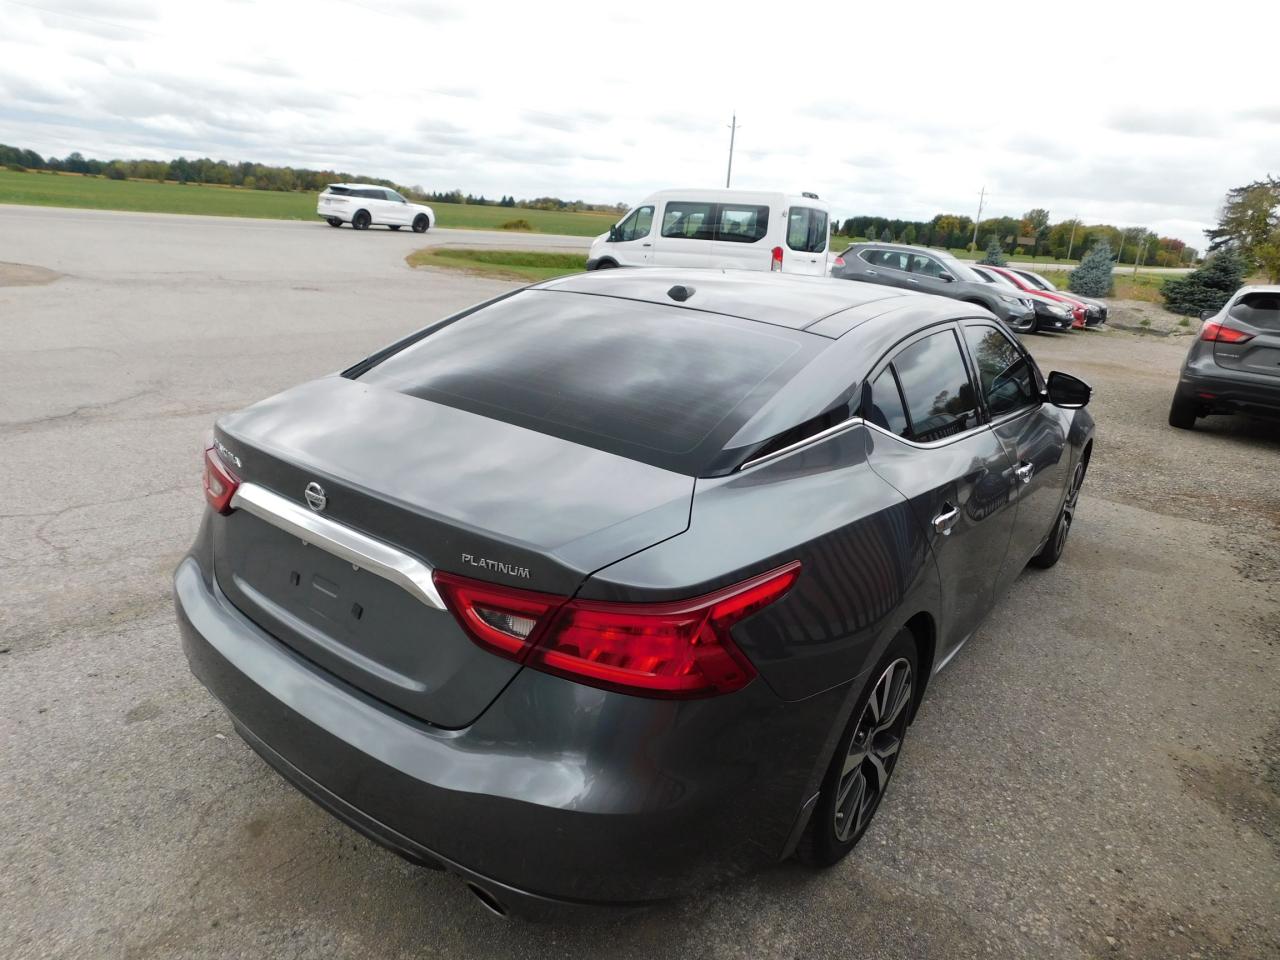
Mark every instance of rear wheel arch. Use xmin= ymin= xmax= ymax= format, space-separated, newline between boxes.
xmin=901 ymin=611 xmax=935 ymax=719
xmin=593 ymin=257 xmax=619 ymax=270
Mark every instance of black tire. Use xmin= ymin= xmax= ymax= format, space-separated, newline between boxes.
xmin=352 ymin=210 xmax=371 ymax=231
xmin=326 ymin=217 xmax=342 ymax=228
xmin=389 ymin=225 xmax=401 ymax=231
xmin=797 ymin=629 xmax=918 ymax=867
xmin=1030 ymin=459 xmax=1086 ymax=569
xmin=412 ymin=214 xmax=430 ymax=234
xmin=1168 ymin=392 xmax=1198 ymax=430
xmin=595 ymin=259 xmax=617 ymax=270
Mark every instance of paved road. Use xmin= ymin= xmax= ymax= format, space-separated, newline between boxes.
xmin=1 ymin=206 xmax=1275 ymax=959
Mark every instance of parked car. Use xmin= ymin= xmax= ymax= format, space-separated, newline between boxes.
xmin=586 ymin=189 xmax=831 ymax=276
xmin=983 ymin=265 xmax=1088 ymax=329
xmin=1168 ymin=285 xmax=1280 ymax=429
xmin=175 ymin=269 xmax=1094 ymax=918
xmin=970 ymin=265 xmax=1076 ymax=332
xmin=830 ymin=242 xmax=1037 ymax=333
xmin=1006 ymin=267 xmax=1108 ymax=327
xmin=317 ymin=183 xmax=434 ymax=232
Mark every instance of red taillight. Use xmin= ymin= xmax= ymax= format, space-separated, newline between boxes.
xmin=202 ymin=445 xmax=239 ymax=515
xmin=1201 ymin=320 xmax=1253 ymax=343
xmin=432 ymin=562 xmax=801 ymax=698
xmin=434 ymin=571 xmax=562 ymax=660
xmin=832 ymin=255 xmax=846 ymax=268
xmin=770 ymin=246 xmax=783 ymax=271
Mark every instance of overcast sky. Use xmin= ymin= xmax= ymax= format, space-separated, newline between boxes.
xmin=2 ymin=0 xmax=1276 ymax=249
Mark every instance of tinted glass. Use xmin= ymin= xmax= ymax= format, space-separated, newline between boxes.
xmin=963 ymin=325 xmax=1038 ymax=417
xmin=327 ymin=185 xmax=351 ymax=195
xmin=787 ymin=206 xmax=828 ymax=252
xmin=862 ymin=248 xmax=909 ymax=272
xmin=662 ymin=202 xmax=716 ymax=240
xmin=891 ymin=330 xmax=979 ymax=442
xmin=387 ymin=190 xmax=406 ymax=202
xmin=1013 ymin=270 xmax=1050 ymax=291
xmin=909 ymin=254 xmax=947 ymax=278
xmin=1228 ymin=292 xmax=1280 ymax=330
xmin=616 ymin=205 xmax=653 ymax=242
xmin=358 ymin=290 xmax=820 ymax=475
xmin=867 ymin=369 xmax=909 ymax=436
xmin=717 ymin=204 xmax=769 ymax=243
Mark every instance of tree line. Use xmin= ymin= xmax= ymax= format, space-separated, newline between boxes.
xmin=836 ymin=209 xmax=1198 ymax=267
xmin=0 ymin=143 xmax=627 ymax=215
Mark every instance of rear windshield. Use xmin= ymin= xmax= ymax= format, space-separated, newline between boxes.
xmin=355 ymin=290 xmax=823 ymax=475
xmin=327 ymin=185 xmax=351 ymax=195
xmin=1230 ymin=291 xmax=1280 ymax=330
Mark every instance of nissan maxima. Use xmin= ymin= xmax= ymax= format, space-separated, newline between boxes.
xmin=174 ymin=270 xmax=1094 ymax=918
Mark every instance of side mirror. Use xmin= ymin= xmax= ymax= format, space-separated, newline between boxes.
xmin=1199 ymin=308 xmax=1216 ymax=321
xmin=938 ymin=272 xmax=954 ymax=283
xmin=608 ymin=226 xmax=620 ymax=242
xmin=1045 ymin=371 xmax=1091 ymax=409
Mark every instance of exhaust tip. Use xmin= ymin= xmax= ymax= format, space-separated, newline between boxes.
xmin=465 ymin=881 xmax=508 ymax=918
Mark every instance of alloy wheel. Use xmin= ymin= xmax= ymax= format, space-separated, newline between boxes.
xmin=834 ymin=657 xmax=913 ymax=842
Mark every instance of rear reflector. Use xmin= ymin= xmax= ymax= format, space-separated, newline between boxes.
xmin=433 ymin=562 xmax=802 ymax=698
xmin=1201 ymin=320 xmax=1253 ymax=343
xmin=203 ymin=445 xmax=239 ymax=515
xmin=770 ymin=246 xmax=783 ymax=271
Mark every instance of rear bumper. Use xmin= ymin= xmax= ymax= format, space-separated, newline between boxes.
xmin=174 ymin=555 xmax=836 ymax=913
xmin=1176 ymin=362 xmax=1280 ymax=419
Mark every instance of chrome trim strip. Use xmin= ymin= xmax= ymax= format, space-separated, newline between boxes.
xmin=738 ymin=417 xmax=866 ymax=471
xmin=862 ymin=418 xmax=992 ymax=450
xmin=229 ymin=482 xmax=446 ymax=611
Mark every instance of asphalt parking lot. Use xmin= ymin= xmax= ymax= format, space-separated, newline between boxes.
xmin=2 ymin=205 xmax=1277 ymax=960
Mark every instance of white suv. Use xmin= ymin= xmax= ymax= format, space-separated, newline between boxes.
xmin=318 ymin=184 xmax=435 ymax=232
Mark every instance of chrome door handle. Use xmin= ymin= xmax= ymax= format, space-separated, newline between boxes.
xmin=906 ymin=277 xmax=920 ymax=284
xmin=864 ymin=270 xmax=879 ymax=276
xmin=1015 ymin=462 xmax=1034 ymax=484
xmin=932 ymin=504 xmax=960 ymax=535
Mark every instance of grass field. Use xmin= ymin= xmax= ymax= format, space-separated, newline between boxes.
xmin=405 ymin=247 xmax=587 ymax=282
xmin=0 ymin=169 xmax=618 ymax=237
xmin=1038 ymin=268 xmax=1167 ymax=303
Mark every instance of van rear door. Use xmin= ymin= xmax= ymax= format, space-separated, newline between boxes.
xmin=784 ymin=205 xmax=829 ymax=276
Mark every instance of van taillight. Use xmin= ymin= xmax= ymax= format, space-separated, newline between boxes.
xmin=433 ymin=563 xmax=801 ymax=697
xmin=203 ymin=446 xmax=239 ymax=515
xmin=1201 ymin=320 xmax=1253 ymax=343
xmin=770 ymin=246 xmax=784 ymax=271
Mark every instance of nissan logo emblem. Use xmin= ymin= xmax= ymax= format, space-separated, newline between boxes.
xmin=304 ymin=482 xmax=327 ymax=512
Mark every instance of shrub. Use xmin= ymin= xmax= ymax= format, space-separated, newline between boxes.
xmin=1161 ymin=250 xmax=1246 ymax=316
xmin=501 ymin=218 xmax=533 ymax=231
xmin=979 ymin=236 xmax=1007 ymax=266
xmin=1069 ymin=242 xmax=1115 ymax=297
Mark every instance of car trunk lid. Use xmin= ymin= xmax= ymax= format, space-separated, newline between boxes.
xmin=1213 ymin=293 xmax=1280 ymax=379
xmin=210 ymin=376 xmax=693 ymax=728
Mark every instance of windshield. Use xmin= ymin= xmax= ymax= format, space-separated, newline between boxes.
xmin=1017 ymin=270 xmax=1053 ymax=291
xmin=941 ymin=259 xmax=982 ymax=283
xmin=974 ymin=267 xmax=1018 ymax=289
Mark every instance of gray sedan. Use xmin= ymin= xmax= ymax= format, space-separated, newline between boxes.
xmin=175 ymin=269 xmax=1093 ymax=917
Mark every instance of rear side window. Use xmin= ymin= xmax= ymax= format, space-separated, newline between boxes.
xmin=357 ymin=290 xmax=822 ymax=475
xmin=962 ymin=325 xmax=1038 ymax=417
xmin=717 ymin=204 xmax=769 ymax=243
xmin=862 ymin=248 xmax=909 ymax=272
xmin=787 ymin=206 xmax=828 ymax=252
xmin=615 ymin=205 xmax=653 ymax=242
xmin=866 ymin=369 xmax=910 ymax=436
xmin=327 ymin=185 xmax=351 ymax=195
xmin=889 ymin=330 xmax=980 ymax=443
xmin=1229 ymin=291 xmax=1280 ymax=330
xmin=662 ymin=202 xmax=716 ymax=241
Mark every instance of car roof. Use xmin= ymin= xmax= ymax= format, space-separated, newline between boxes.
xmin=536 ymin=269 xmax=923 ymax=337
xmin=638 ymin=188 xmax=828 ymax=207
xmin=847 ymin=241 xmax=958 ymax=261
xmin=328 ymin=183 xmax=393 ymax=190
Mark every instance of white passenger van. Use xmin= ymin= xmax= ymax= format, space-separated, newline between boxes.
xmin=586 ymin=189 xmax=832 ymax=276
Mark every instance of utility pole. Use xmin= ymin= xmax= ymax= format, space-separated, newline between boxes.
xmin=970 ymin=185 xmax=986 ymax=251
xmin=1065 ymin=218 xmax=1078 ymax=261
xmin=725 ymin=111 xmax=739 ymax=188
xmin=1134 ymin=236 xmax=1149 ymax=276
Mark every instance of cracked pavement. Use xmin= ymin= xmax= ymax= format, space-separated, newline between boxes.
xmin=1 ymin=206 xmax=1278 ymax=959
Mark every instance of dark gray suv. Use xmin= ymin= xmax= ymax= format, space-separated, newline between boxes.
xmin=175 ymin=270 xmax=1093 ymax=918
xmin=832 ymin=242 xmax=1037 ymax=333
xmin=1169 ymin=285 xmax=1280 ymax=429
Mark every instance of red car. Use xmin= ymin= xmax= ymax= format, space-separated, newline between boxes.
xmin=985 ymin=265 xmax=1088 ymax=329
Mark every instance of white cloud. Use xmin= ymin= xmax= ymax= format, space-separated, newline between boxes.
xmin=0 ymin=0 xmax=1274 ymax=250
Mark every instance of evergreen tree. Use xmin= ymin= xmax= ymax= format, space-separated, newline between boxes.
xmin=979 ymin=236 xmax=1007 ymax=266
xmin=1068 ymin=242 xmax=1115 ymax=297
xmin=902 ymin=225 xmax=917 ymax=245
xmin=1161 ymin=250 xmax=1246 ymax=316
xmin=878 ymin=226 xmax=892 ymax=242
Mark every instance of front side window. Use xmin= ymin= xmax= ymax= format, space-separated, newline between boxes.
xmin=890 ymin=330 xmax=980 ymax=443
xmin=909 ymin=254 xmax=946 ymax=278
xmin=962 ymin=325 xmax=1039 ymax=417
xmin=615 ymin=205 xmax=654 ymax=242
xmin=387 ymin=190 xmax=406 ymax=203
xmin=787 ymin=206 xmax=828 ymax=252
xmin=661 ymin=202 xmax=716 ymax=240
xmin=1013 ymin=270 xmax=1050 ymax=291
xmin=717 ymin=204 xmax=769 ymax=243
